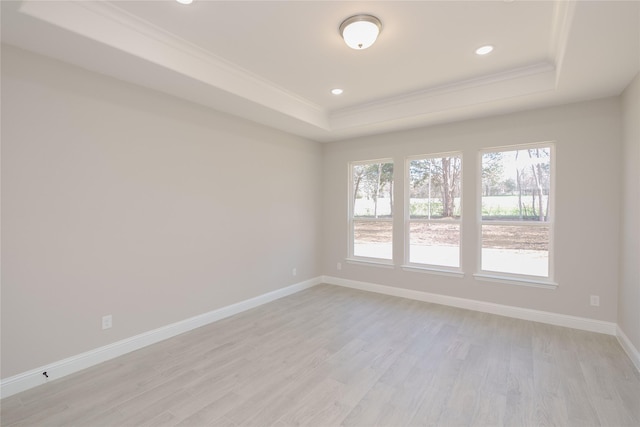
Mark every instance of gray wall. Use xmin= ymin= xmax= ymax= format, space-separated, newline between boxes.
xmin=322 ymin=97 xmax=622 ymax=322
xmin=2 ymin=44 xmax=636 ymax=382
xmin=619 ymin=72 xmax=640 ymax=352
xmin=1 ymin=46 xmax=323 ymax=378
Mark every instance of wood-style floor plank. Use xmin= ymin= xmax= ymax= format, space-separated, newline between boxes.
xmin=2 ymin=284 xmax=639 ymax=426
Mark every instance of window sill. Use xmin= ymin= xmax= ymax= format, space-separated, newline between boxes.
xmin=473 ymin=273 xmax=558 ymax=290
xmin=401 ymin=265 xmax=464 ymax=278
xmin=346 ymin=258 xmax=395 ymax=269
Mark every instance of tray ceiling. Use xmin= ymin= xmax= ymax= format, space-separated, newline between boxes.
xmin=2 ymin=1 xmax=638 ymax=142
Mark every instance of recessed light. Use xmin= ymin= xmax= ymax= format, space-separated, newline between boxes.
xmin=176 ymin=0 xmax=193 ymax=4
xmin=475 ymin=45 xmax=494 ymax=55
xmin=331 ymin=88 xmax=344 ymax=95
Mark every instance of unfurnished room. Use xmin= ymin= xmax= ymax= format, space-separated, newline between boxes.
xmin=1 ymin=1 xmax=639 ymax=426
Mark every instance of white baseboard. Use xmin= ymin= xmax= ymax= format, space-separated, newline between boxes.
xmin=617 ymin=326 xmax=640 ymax=373
xmin=322 ymin=275 xmax=618 ymax=336
xmin=0 ymin=277 xmax=322 ymax=399
xmin=2 ymin=275 xmax=629 ymax=399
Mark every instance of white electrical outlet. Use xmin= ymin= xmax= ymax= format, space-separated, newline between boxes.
xmin=337 ymin=262 xmax=342 ymax=270
xmin=102 ymin=314 xmax=113 ymax=330
xmin=292 ymin=268 xmax=297 ymax=276
xmin=590 ymin=295 xmax=600 ymax=307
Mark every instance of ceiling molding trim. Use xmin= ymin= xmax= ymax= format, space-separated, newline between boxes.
xmin=329 ymin=62 xmax=556 ymax=130
xmin=548 ymin=0 xmax=578 ymax=87
xmin=17 ymin=0 xmax=330 ymax=130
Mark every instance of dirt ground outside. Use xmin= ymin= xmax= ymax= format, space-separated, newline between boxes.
xmin=354 ymin=221 xmax=549 ymax=251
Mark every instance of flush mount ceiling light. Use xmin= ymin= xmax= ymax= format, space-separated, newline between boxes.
xmin=339 ymin=15 xmax=382 ymax=50
xmin=331 ymin=88 xmax=344 ymax=95
xmin=176 ymin=0 xmax=193 ymax=4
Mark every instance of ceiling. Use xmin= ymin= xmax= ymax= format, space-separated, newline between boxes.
xmin=2 ymin=1 xmax=639 ymax=142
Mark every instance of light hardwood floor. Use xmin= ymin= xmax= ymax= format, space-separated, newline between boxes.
xmin=2 ymin=284 xmax=639 ymax=426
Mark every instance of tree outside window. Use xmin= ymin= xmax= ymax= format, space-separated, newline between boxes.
xmin=480 ymin=144 xmax=553 ymax=278
xmin=407 ymin=153 xmax=462 ymax=269
xmin=350 ymin=160 xmax=394 ymax=261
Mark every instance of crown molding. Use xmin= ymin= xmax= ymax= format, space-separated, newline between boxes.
xmin=17 ymin=0 xmax=330 ymax=130
xmin=549 ymin=0 xmax=578 ymax=86
xmin=14 ymin=0 xmax=580 ymax=141
xmin=328 ymin=0 xmax=576 ymax=132
xmin=329 ymin=62 xmax=556 ymax=131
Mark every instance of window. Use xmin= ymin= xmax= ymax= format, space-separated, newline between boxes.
xmin=349 ymin=160 xmax=394 ymax=262
xmin=479 ymin=143 xmax=554 ymax=281
xmin=406 ymin=153 xmax=462 ymax=270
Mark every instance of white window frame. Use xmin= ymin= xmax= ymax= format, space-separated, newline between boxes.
xmin=474 ymin=142 xmax=557 ymax=289
xmin=402 ymin=152 xmax=464 ymax=277
xmin=347 ymin=158 xmax=395 ymax=267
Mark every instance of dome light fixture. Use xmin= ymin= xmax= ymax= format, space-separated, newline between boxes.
xmin=339 ymin=15 xmax=382 ymax=50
